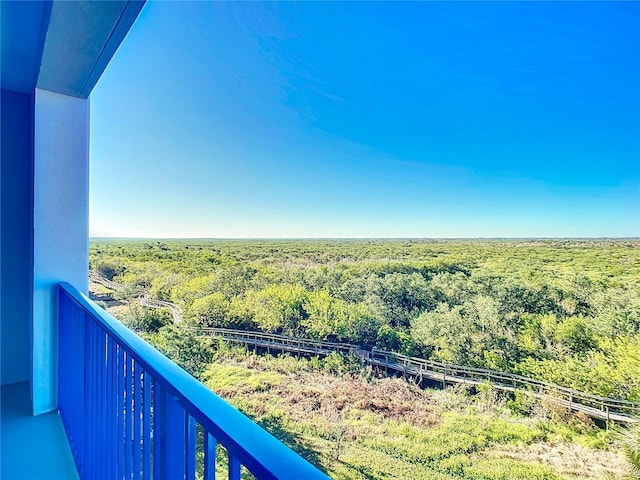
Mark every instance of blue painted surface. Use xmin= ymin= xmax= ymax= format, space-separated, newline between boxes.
xmin=0 ymin=1 xmax=51 ymax=93
xmin=59 ymin=282 xmax=330 ymax=480
xmin=204 ymin=432 xmax=216 ymax=480
xmin=186 ymin=415 xmax=197 ymax=478
xmin=1 ymin=1 xmax=146 ymax=414
xmin=142 ymin=370 xmax=152 ymax=479
xmin=0 ymin=89 xmax=33 ymax=387
xmin=0 ymin=382 xmax=78 ymax=479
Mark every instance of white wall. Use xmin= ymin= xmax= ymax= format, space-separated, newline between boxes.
xmin=33 ymin=88 xmax=89 ymax=415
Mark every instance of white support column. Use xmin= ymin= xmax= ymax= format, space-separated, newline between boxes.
xmin=33 ymin=88 xmax=89 ymax=415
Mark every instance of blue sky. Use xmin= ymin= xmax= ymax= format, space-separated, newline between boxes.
xmin=90 ymin=1 xmax=640 ymax=238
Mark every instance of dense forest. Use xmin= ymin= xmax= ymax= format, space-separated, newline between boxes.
xmin=90 ymin=238 xmax=640 ymax=403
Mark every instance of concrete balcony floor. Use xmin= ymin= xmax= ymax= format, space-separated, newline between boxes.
xmin=1 ymin=382 xmax=79 ymax=479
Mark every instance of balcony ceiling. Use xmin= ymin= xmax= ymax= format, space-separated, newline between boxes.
xmin=1 ymin=0 xmax=144 ymax=98
xmin=0 ymin=1 xmax=51 ymax=94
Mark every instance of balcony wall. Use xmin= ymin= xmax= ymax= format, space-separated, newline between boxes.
xmin=1 ymin=0 xmax=144 ymax=413
xmin=0 ymin=88 xmax=33 ymax=387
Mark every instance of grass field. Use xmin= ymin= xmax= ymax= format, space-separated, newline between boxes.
xmin=199 ymin=346 xmax=628 ymax=480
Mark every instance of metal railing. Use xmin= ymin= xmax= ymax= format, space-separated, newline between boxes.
xmin=58 ymin=282 xmax=329 ymax=480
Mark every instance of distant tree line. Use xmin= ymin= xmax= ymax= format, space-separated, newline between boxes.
xmin=91 ymin=239 xmax=640 ymax=401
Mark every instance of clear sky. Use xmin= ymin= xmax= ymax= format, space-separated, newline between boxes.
xmin=89 ymin=1 xmax=640 ymax=238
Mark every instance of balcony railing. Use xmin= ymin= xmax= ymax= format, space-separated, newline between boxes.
xmin=58 ymin=282 xmax=329 ymax=480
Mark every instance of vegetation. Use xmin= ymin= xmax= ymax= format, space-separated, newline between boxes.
xmin=619 ymin=423 xmax=640 ymax=479
xmin=91 ymin=238 xmax=640 ymax=402
xmin=89 ymin=239 xmax=639 ymax=477
xmin=158 ymin=340 xmax=628 ymax=479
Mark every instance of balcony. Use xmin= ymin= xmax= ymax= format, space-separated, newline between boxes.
xmin=1 ymin=382 xmax=79 ymax=479
xmin=2 ymin=282 xmax=328 ymax=480
xmin=0 ymin=2 xmax=328 ymax=478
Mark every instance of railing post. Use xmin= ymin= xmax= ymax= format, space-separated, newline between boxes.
xmin=84 ymin=319 xmax=94 ymax=479
xmin=186 ymin=415 xmax=197 ymax=479
xmin=229 ymin=453 xmax=242 ymax=480
xmin=125 ymin=354 xmax=133 ymax=479
xmin=118 ymin=346 xmax=125 ymax=480
xmin=133 ymin=361 xmax=142 ymax=480
xmin=98 ymin=328 xmax=107 ymax=477
xmin=162 ymin=394 xmax=186 ymax=479
xmin=153 ymin=383 xmax=165 ymax=480
xmin=142 ymin=373 xmax=151 ymax=480
xmin=204 ymin=432 xmax=217 ymax=480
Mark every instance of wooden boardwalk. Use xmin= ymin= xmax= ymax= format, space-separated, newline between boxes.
xmin=193 ymin=327 xmax=357 ymax=357
xmin=90 ymin=272 xmax=183 ymax=322
xmin=194 ymin=327 xmax=639 ymax=424
xmin=89 ymin=271 xmax=126 ymax=292
xmin=138 ymin=295 xmax=183 ymax=323
xmin=88 ymin=271 xmax=639 ymax=424
xmin=365 ymin=349 xmax=638 ymax=423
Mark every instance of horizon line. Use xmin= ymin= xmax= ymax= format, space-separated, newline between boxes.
xmin=89 ymin=236 xmax=640 ymax=241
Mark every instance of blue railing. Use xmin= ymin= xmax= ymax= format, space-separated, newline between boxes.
xmin=58 ymin=282 xmax=329 ymax=480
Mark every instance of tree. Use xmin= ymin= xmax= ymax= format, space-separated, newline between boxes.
xmin=344 ymin=302 xmax=384 ymax=346
xmin=190 ymin=292 xmax=232 ymax=327
xmin=145 ymin=325 xmax=213 ymax=378
xmin=121 ymin=304 xmax=171 ymax=333
xmin=93 ymin=259 xmax=125 ymax=280
xmin=245 ymin=284 xmax=308 ymax=336
xmin=554 ymin=316 xmax=598 ymax=354
xmin=411 ymin=303 xmax=470 ymax=364
xmin=302 ymin=290 xmax=349 ymax=340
